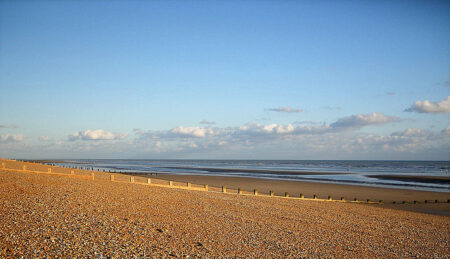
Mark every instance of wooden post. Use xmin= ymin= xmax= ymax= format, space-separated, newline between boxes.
xmin=169 ymin=180 xmax=173 ymax=187
xmin=222 ymin=186 xmax=227 ymax=193
xmin=110 ymin=175 xmax=115 ymax=181
xmin=254 ymin=189 xmax=258 ymax=196
xmin=187 ymin=182 xmax=191 ymax=188
xmin=91 ymin=172 xmax=95 ymax=180
xmin=204 ymin=184 xmax=208 ymax=191
xmin=269 ymin=191 xmax=274 ymax=196
xmin=130 ymin=176 xmax=134 ymax=183
xmin=147 ymin=178 xmax=151 ymax=184
xmin=23 ymin=165 xmax=27 ymax=171
xmin=48 ymin=168 xmax=52 ymax=173
xmin=300 ymin=193 xmax=304 ymax=198
xmin=238 ymin=188 xmax=242 ymax=194
xmin=285 ymin=192 xmax=289 ymax=197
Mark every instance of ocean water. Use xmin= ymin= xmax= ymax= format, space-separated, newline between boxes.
xmin=54 ymin=160 xmax=450 ymax=193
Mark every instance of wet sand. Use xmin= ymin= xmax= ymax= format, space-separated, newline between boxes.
xmin=368 ymin=174 xmax=450 ymax=184
xmin=147 ymin=174 xmax=450 ymax=216
xmin=159 ymin=166 xmax=348 ymax=175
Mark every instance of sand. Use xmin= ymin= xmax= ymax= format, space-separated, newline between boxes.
xmin=0 ymin=160 xmax=450 ymax=257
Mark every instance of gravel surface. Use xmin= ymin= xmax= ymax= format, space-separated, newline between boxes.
xmin=0 ymin=169 xmax=449 ymax=258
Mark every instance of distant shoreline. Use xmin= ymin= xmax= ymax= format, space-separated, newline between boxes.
xmin=157 ymin=166 xmax=350 ymax=175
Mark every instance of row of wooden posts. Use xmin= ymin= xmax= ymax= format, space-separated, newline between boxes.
xmin=119 ymin=173 xmax=374 ymax=202
xmin=45 ymin=163 xmax=129 ymax=174
xmin=3 ymin=162 xmax=449 ymax=205
xmin=112 ymin=173 xmax=437 ymax=204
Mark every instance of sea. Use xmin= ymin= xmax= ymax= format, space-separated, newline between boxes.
xmin=52 ymin=160 xmax=450 ymax=193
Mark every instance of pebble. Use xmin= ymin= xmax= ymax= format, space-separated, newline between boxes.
xmin=0 ymin=169 xmax=449 ymax=257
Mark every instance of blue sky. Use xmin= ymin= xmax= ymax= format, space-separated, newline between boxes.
xmin=0 ymin=1 xmax=449 ymax=159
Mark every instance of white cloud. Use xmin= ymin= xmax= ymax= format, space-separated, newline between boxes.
xmin=199 ymin=120 xmax=216 ymax=125
xmin=0 ymin=134 xmax=24 ymax=143
xmin=405 ymin=96 xmax=450 ymax=114
xmin=69 ymin=129 xmax=128 ymax=141
xmin=234 ymin=123 xmax=297 ymax=135
xmin=267 ymin=107 xmax=303 ymax=113
xmin=169 ymin=126 xmax=216 ymax=138
xmin=330 ymin=112 xmax=399 ymax=130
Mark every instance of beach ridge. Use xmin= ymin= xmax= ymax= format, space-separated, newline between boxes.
xmin=1 ymin=159 xmax=385 ymax=205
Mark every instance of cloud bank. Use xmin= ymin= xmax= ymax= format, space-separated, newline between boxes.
xmin=131 ymin=123 xmax=449 ymax=159
xmin=3 ymin=113 xmax=448 ymax=160
xmin=130 ymin=112 xmax=409 ymax=157
xmin=69 ymin=129 xmax=128 ymax=141
xmin=136 ymin=113 xmax=400 ymax=142
xmin=405 ymin=96 xmax=450 ymax=114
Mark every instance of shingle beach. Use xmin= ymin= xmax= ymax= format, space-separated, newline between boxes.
xmin=0 ymin=161 xmax=449 ymax=257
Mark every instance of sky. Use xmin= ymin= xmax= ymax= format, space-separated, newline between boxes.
xmin=0 ymin=0 xmax=449 ymax=160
